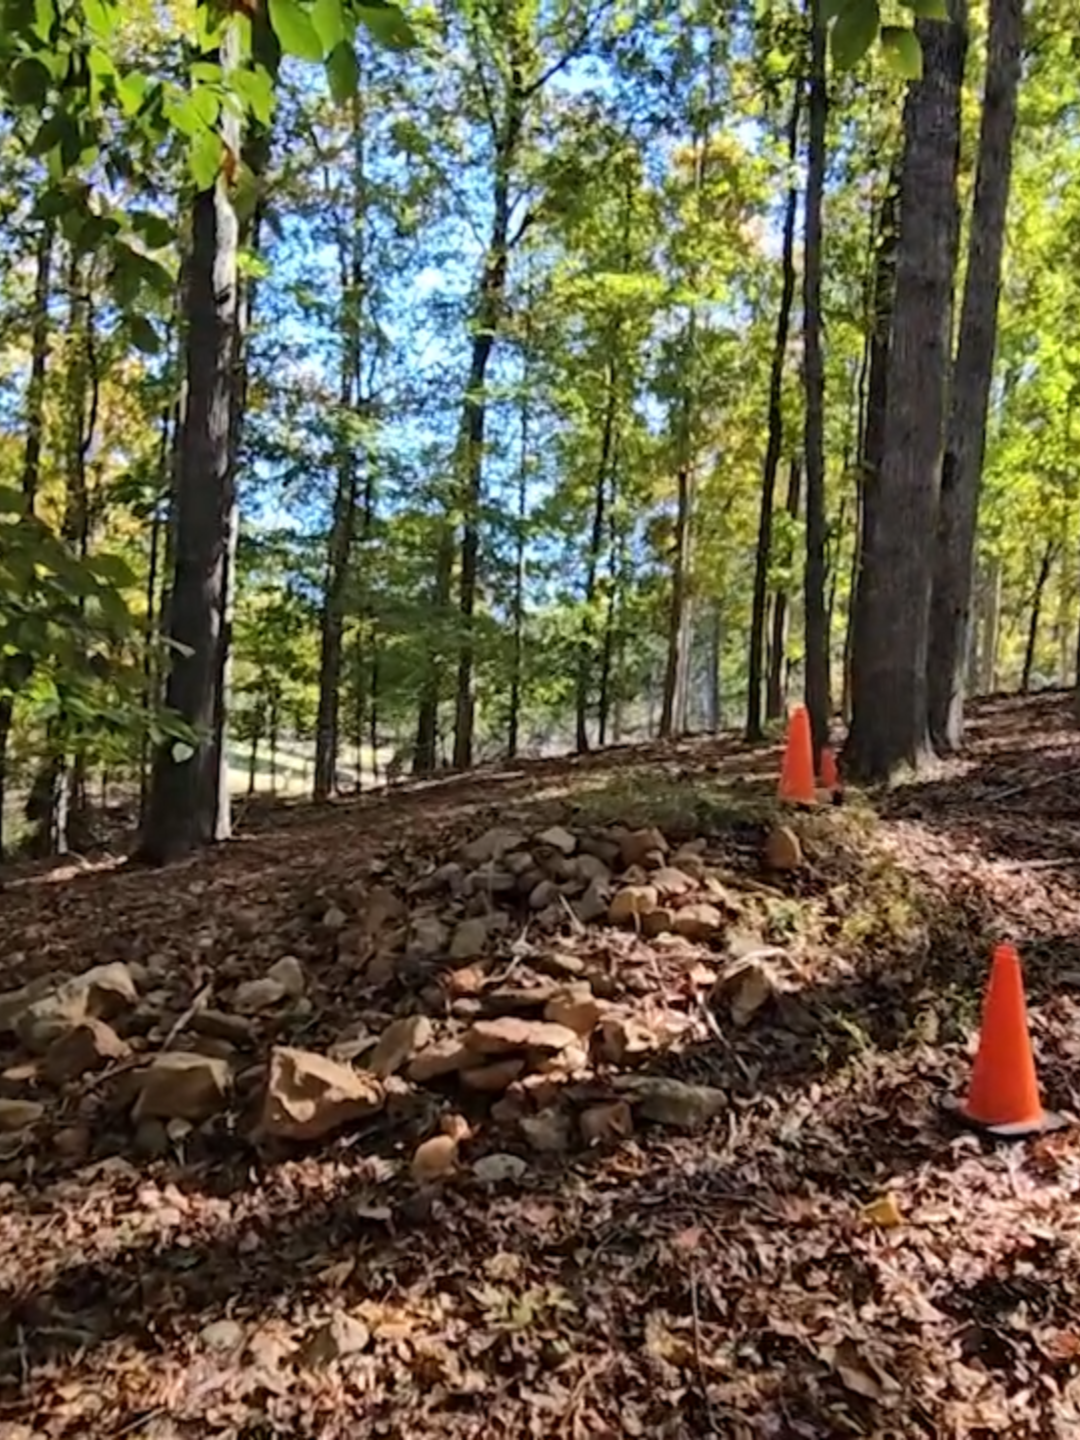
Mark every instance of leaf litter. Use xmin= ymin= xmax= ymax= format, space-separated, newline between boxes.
xmin=0 ymin=693 xmax=1079 ymax=1435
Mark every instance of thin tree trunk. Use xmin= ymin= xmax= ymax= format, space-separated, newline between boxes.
xmin=1023 ymin=541 xmax=1057 ymax=692
xmin=845 ymin=0 xmax=967 ymax=781
xmin=747 ymin=80 xmax=802 ymax=740
xmin=660 ymin=447 xmax=695 ymax=738
xmin=984 ymin=555 xmax=1002 ymax=694
xmin=414 ymin=524 xmax=454 ymax=775
xmin=576 ymin=360 xmax=618 ymax=754
xmin=705 ymin=601 xmax=722 ymax=732
xmin=768 ymin=458 xmax=802 ymax=720
xmin=803 ymin=0 xmax=830 ymax=760
xmin=927 ymin=0 xmax=1023 ymax=748
xmin=508 ymin=341 xmax=531 ymax=758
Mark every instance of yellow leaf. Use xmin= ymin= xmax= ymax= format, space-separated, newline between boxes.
xmin=861 ymin=1193 xmax=904 ymax=1228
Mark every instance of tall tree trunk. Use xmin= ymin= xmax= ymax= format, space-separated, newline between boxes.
xmin=747 ymin=80 xmax=802 ymax=740
xmin=315 ymin=91 xmax=365 ymax=801
xmin=138 ymin=18 xmax=241 ymax=863
xmin=575 ymin=360 xmax=618 ymax=754
xmin=414 ymin=525 xmax=454 ymax=774
xmin=597 ymin=499 xmax=622 ymax=746
xmin=803 ymin=0 xmax=830 ymax=760
xmin=927 ymin=0 xmax=1023 ymax=749
xmin=768 ymin=458 xmax=802 ymax=720
xmin=983 ymin=554 xmax=1002 ymax=694
xmin=508 ymin=339 xmax=531 ymax=758
xmin=660 ymin=442 xmax=695 ymax=738
xmin=1023 ymin=540 xmax=1057 ymax=693
xmin=845 ymin=0 xmax=967 ymax=781
xmin=705 ymin=601 xmax=722 ymax=732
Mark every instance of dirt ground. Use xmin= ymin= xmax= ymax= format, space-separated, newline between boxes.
xmin=2 ymin=692 xmax=1080 ymax=1439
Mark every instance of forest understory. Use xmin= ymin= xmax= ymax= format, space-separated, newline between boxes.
xmin=1 ymin=690 xmax=1079 ymax=1439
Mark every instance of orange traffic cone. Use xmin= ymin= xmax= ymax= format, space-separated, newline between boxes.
xmin=956 ymin=943 xmax=1060 ymax=1138
xmin=778 ymin=706 xmax=816 ymax=806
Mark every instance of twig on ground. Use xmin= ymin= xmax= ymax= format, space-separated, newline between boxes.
xmin=690 ymin=1260 xmax=717 ymax=1435
xmin=157 ymin=979 xmax=213 ymax=1054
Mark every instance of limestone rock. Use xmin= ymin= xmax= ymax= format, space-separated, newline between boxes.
xmin=720 ymin=957 xmax=779 ymax=1027
xmin=575 ymin=879 xmax=610 ymax=924
xmin=574 ymin=853 xmax=611 ymax=885
xmin=580 ymin=1100 xmax=633 ymax=1146
xmin=600 ymin=1012 xmax=663 ymax=1065
xmin=190 ymin=1009 xmax=255 ymax=1045
xmin=359 ymin=885 xmax=407 ymax=934
xmin=0 ymin=976 xmax=55 ymax=1032
xmin=413 ymin=862 xmax=466 ymax=897
xmin=465 ymin=862 xmax=518 ymax=897
xmin=617 ymin=827 xmax=669 ymax=870
xmin=543 ymin=986 xmax=600 ymax=1038
xmin=17 ymin=963 xmax=138 ymax=1053
xmin=369 ymin=1016 xmax=433 ymax=1078
xmin=43 ymin=1019 xmax=128 ymax=1085
xmin=462 ymin=827 xmax=529 ymax=866
xmin=133 ymin=1051 xmax=232 ymax=1122
xmin=267 ymin=955 xmax=306 ymax=998
xmin=608 ymin=885 xmax=660 ymax=927
xmin=473 ymin=1152 xmax=527 ymax=1184
xmin=0 ymin=1098 xmax=44 ymax=1132
xmin=764 ymin=824 xmax=802 ymax=871
xmin=233 ymin=976 xmax=289 ymax=1014
xmin=615 ymin=1075 xmax=725 ymax=1130
xmin=652 ymin=867 xmax=696 ymax=899
xmin=449 ymin=917 xmax=489 ymax=962
xmin=529 ymin=879 xmax=560 ymax=910
xmin=535 ymin=825 xmax=577 ymax=856
xmin=460 ymin=1057 xmax=525 ymax=1092
xmin=482 ymin=983 xmax=557 ymax=1014
xmin=411 ymin=1133 xmax=457 ymax=1182
xmin=201 ymin=1319 xmax=245 ymax=1351
xmin=464 ymin=1017 xmax=578 ymax=1057
xmin=408 ymin=915 xmax=450 ymax=960
xmin=323 ymin=904 xmax=348 ymax=931
xmin=519 ymin=1109 xmax=570 ymax=1153
xmin=672 ymin=903 xmax=724 ymax=942
xmin=261 ymin=1047 xmax=382 ymax=1141
xmin=642 ymin=907 xmax=675 ymax=938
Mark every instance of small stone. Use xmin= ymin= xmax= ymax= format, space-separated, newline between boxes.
xmin=201 ymin=1319 xmax=245 ymax=1351
xmin=16 ymin=963 xmax=138 ymax=1053
xmin=574 ymin=853 xmax=611 ymax=885
xmin=529 ymin=879 xmax=560 ymax=910
xmin=536 ymin=826 xmax=577 ymax=856
xmin=411 ymin=1133 xmax=457 ymax=1182
xmin=167 ymin=1118 xmax=193 ymax=1142
xmin=617 ymin=827 xmax=669 ymax=869
xmin=462 ymin=827 xmax=529 ymax=866
xmin=652 ymin=867 xmax=696 ymax=898
xmin=721 ymin=958 xmax=777 ymax=1027
xmin=503 ymin=850 xmax=536 ymax=877
xmin=608 ymin=885 xmax=660 ymax=927
xmin=543 ymin=986 xmax=600 ymax=1038
xmin=449 ymin=917 xmax=489 ymax=962
xmin=323 ymin=905 xmax=348 ymax=930
xmin=190 ymin=1009 xmax=255 ymax=1045
xmin=300 ymin=1311 xmax=370 ymax=1367
xmin=465 ymin=862 xmax=518 ymax=897
xmin=575 ymin=879 xmax=610 ymax=924
xmin=54 ymin=1124 xmax=91 ymax=1160
xmin=642 ymin=907 xmax=675 ymax=937
xmin=0 ymin=1098 xmax=44 ymax=1132
xmin=43 ymin=1019 xmax=129 ymax=1085
xmin=671 ymin=849 xmax=708 ymax=882
xmin=369 ymin=1016 xmax=433 ymax=1078
xmin=519 ymin=1109 xmax=570 ymax=1153
xmin=408 ymin=915 xmax=450 ymax=959
xmin=261 ymin=1047 xmax=383 ymax=1142
xmin=233 ymin=976 xmax=289 ymax=1014
xmin=672 ymin=903 xmax=724 ymax=942
xmin=535 ymin=949 xmax=586 ymax=978
xmin=460 ymin=1057 xmax=525 ymax=1092
xmin=615 ymin=1075 xmax=726 ymax=1130
xmin=580 ymin=1101 xmax=633 ymax=1146
xmin=600 ymin=1013 xmax=661 ymax=1065
xmin=482 ymin=984 xmax=557 ymax=1014
xmin=134 ymin=1052 xmax=232 ymax=1123
xmin=764 ymin=825 xmax=802 ymax=871
xmin=473 ymin=1152 xmax=527 ymax=1184
xmin=267 ymin=956 xmax=306 ymax=998
xmin=464 ymin=1017 xmax=578 ymax=1057
xmin=359 ymin=885 xmax=407 ymax=934
xmin=414 ymin=862 xmax=465 ymax=897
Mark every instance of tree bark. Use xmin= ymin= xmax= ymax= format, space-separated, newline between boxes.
xmin=659 ymin=444 xmax=695 ymax=738
xmin=1023 ymin=540 xmax=1057 ymax=693
xmin=575 ymin=359 xmax=618 ymax=754
xmin=767 ymin=459 xmax=802 ymax=721
xmin=803 ymin=0 xmax=830 ymax=760
xmin=138 ymin=22 xmax=241 ymax=863
xmin=747 ymin=80 xmax=801 ymax=740
xmin=927 ymin=0 xmax=1023 ymax=749
xmin=845 ymin=0 xmax=967 ymax=782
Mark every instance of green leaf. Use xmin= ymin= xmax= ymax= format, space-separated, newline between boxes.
xmin=8 ymin=56 xmax=51 ymax=105
xmin=900 ymin=0 xmax=948 ymax=15
xmin=820 ymin=0 xmax=852 ymax=21
xmin=356 ymin=1 xmax=416 ymax=48
xmin=0 ymin=486 xmax=25 ymax=514
xmin=86 ymin=552 xmax=136 ymax=587
xmin=311 ymin=0 xmax=346 ymax=49
xmin=115 ymin=69 xmax=148 ymax=115
xmin=192 ymin=85 xmax=221 ymax=127
xmin=131 ymin=211 xmax=173 ymax=249
xmin=190 ymin=128 xmax=223 ymax=190
xmin=81 ymin=0 xmax=115 ymax=36
xmin=129 ymin=315 xmax=161 ymax=355
xmin=268 ymin=0 xmax=325 ymax=60
xmin=325 ymin=39 xmax=358 ymax=102
xmin=171 ymin=740 xmax=196 ymax=764
xmin=880 ymin=24 xmax=923 ymax=78
xmin=830 ymin=0 xmax=880 ymax=69
xmin=29 ymin=111 xmax=71 ymax=157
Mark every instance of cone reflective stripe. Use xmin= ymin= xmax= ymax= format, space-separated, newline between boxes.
xmin=778 ymin=706 xmax=816 ymax=806
xmin=959 ymin=943 xmax=1053 ymax=1137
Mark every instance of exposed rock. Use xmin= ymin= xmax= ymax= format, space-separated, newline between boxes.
xmin=543 ymin=986 xmax=600 ymax=1038
xmin=529 ymin=879 xmax=560 ymax=910
xmin=482 ymin=983 xmax=557 ymax=1014
xmin=449 ymin=917 xmax=490 ymax=962
xmin=617 ymin=827 xmax=669 ymax=870
xmin=406 ymin=1036 xmax=471 ymax=1083
xmin=462 ymin=827 xmax=529 ymax=866
xmin=575 ymin=879 xmax=611 ymax=924
xmin=652 ymin=867 xmax=696 ymax=899
xmin=411 ymin=1133 xmax=457 ymax=1182
xmin=519 ymin=1109 xmax=570 ymax=1153
xmin=642 ymin=907 xmax=675 ymax=938
xmin=408 ymin=915 xmax=450 ymax=960
xmin=671 ymin=850 xmax=708 ymax=883
xmin=0 ymin=976 xmax=55 ymax=1032
xmin=535 ymin=825 xmax=577 ymax=856
xmin=579 ymin=833 xmax=622 ymax=868
xmin=719 ymin=957 xmax=779 ymax=1027
xmin=460 ymin=1057 xmax=525 ymax=1092
xmin=75 ymin=963 xmax=140 ymax=1020
xmin=16 ymin=963 xmax=139 ymax=1053
xmin=134 ymin=1052 xmax=232 ymax=1123
xmin=321 ymin=904 xmax=347 ymax=931
xmin=369 ymin=1016 xmax=433 ymax=1078
xmin=672 ymin=903 xmax=724 ymax=942
xmin=600 ymin=1013 xmax=664 ymax=1065
xmin=464 ymin=1017 xmax=578 ymax=1057
xmin=574 ymin=853 xmax=611 ymax=885
xmin=233 ymin=976 xmax=289 ymax=1014
xmin=0 ymin=1098 xmax=44 ymax=1132
xmin=53 ymin=1124 xmax=91 ymax=1160
xmin=615 ymin=1075 xmax=726 ymax=1130
xmin=534 ymin=1041 xmax=590 ymax=1077
xmin=267 ymin=955 xmax=306 ymax=998
xmin=261 ymin=1047 xmax=382 ymax=1141
xmin=608 ymin=885 xmax=660 ymax=927
xmin=300 ymin=1311 xmax=370 ymax=1367
xmin=43 ymin=1019 xmax=128 ymax=1085
xmin=764 ymin=824 xmax=803 ymax=871
xmin=190 ymin=1009 xmax=255 ymax=1045
xmin=359 ymin=885 xmax=407 ymax=934
xmin=580 ymin=1100 xmax=633 ymax=1146
xmin=413 ymin=862 xmax=466 ymax=897
xmin=473 ymin=1152 xmax=527 ymax=1184
xmin=465 ymin=862 xmax=518 ymax=897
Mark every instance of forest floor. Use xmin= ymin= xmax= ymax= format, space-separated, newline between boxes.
xmin=2 ymin=692 xmax=1080 ymax=1439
